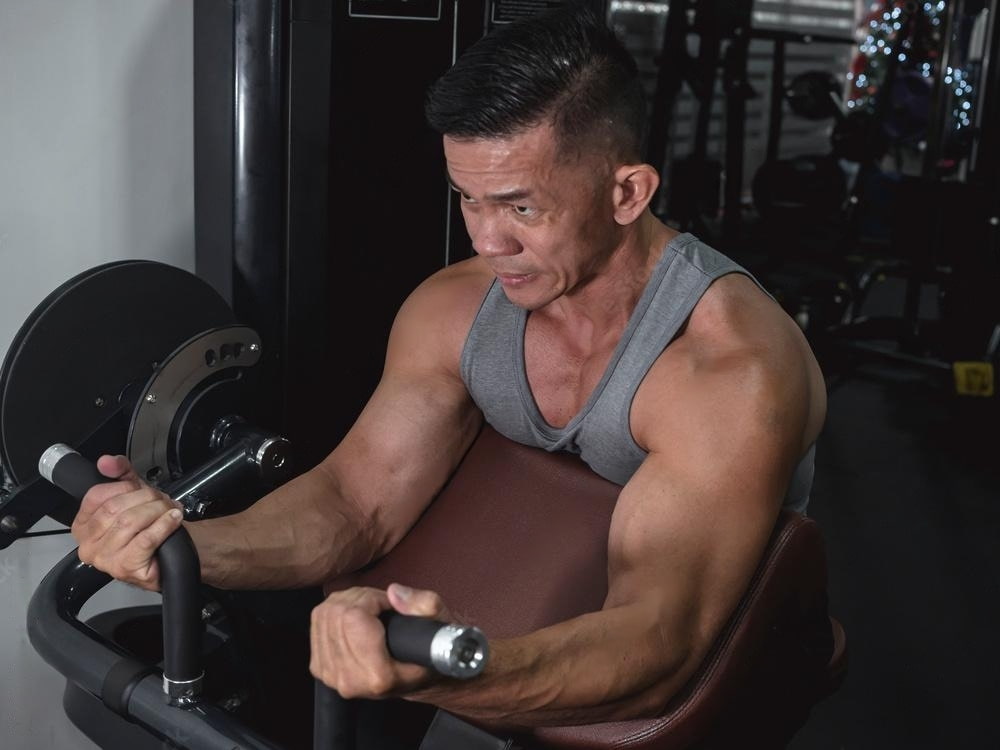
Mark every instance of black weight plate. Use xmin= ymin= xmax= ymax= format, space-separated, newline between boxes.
xmin=0 ymin=261 xmax=236 ymax=487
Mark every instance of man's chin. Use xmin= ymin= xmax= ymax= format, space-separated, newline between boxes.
xmin=499 ymin=287 xmax=551 ymax=312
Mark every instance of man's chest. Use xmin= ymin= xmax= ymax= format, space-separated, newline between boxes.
xmin=522 ymin=322 xmax=622 ymax=430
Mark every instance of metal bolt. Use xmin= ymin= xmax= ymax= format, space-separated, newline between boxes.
xmin=201 ymin=602 xmax=222 ymax=621
xmin=145 ymin=393 xmax=157 ymax=404
xmin=249 ymin=343 xmax=260 ymax=353
xmin=94 ymin=396 xmax=106 ymax=408
xmin=849 ymin=196 xmax=860 ymax=205
xmin=990 ymin=216 xmax=999 ymax=226
xmin=1 ymin=515 xmax=19 ymax=534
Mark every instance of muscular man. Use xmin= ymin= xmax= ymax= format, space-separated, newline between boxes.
xmin=71 ymin=6 xmax=825 ymax=732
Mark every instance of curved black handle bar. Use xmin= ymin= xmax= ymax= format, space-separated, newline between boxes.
xmin=39 ymin=444 xmax=204 ymax=702
xmin=36 ymin=444 xmax=491 ymax=750
xmin=27 ymin=548 xmax=281 ymax=749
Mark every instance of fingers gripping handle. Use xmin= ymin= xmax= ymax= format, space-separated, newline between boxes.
xmin=313 ymin=615 xmax=489 ymax=750
xmin=382 ymin=613 xmax=489 ymax=680
xmin=38 ymin=444 xmax=205 ymax=705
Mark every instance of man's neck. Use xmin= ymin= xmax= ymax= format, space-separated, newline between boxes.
xmin=540 ymin=214 xmax=677 ymax=344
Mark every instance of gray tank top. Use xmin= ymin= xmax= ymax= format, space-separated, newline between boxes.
xmin=460 ymin=233 xmax=814 ymax=512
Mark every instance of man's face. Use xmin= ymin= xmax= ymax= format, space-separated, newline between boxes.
xmin=444 ymin=124 xmax=621 ymax=311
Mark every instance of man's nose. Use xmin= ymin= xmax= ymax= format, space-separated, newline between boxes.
xmin=469 ymin=215 xmax=521 ymax=258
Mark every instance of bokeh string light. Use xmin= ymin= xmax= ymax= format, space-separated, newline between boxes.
xmin=845 ymin=0 xmax=974 ymax=135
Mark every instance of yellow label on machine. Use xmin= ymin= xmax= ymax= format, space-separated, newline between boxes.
xmin=953 ymin=362 xmax=995 ymax=397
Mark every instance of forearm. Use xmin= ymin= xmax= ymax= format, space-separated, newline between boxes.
xmin=186 ymin=466 xmax=374 ymax=590
xmin=410 ymin=602 xmax=697 ymax=728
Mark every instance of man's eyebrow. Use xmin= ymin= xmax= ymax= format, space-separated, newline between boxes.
xmin=446 ymin=174 xmax=534 ymax=203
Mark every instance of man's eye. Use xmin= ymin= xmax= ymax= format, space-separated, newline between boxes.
xmin=513 ymin=205 xmax=536 ymax=217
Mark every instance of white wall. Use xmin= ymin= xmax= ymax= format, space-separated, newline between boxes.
xmin=0 ymin=2 xmax=194 ymax=747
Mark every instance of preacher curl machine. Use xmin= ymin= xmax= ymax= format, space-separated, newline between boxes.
xmin=2 ymin=261 xmax=488 ymax=749
xmin=3 ymin=261 xmax=846 ymax=749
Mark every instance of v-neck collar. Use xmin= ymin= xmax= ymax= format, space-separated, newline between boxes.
xmin=513 ymin=234 xmax=687 ymax=438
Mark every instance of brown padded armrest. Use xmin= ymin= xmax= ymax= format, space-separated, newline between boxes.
xmin=326 ymin=425 xmax=620 ymax=635
xmin=325 ymin=426 xmax=840 ymax=749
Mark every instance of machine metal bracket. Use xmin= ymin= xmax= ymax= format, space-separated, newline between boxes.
xmin=126 ymin=326 xmax=262 ymax=484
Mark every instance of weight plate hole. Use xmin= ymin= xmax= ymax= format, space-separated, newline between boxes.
xmin=205 ymin=349 xmax=217 ymax=367
xmin=233 ymin=342 xmax=244 ymax=358
xmin=220 ymin=343 xmax=233 ymax=361
xmin=146 ymin=466 xmax=163 ymax=482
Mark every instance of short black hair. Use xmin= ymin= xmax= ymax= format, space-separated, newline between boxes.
xmin=424 ymin=4 xmax=646 ymax=161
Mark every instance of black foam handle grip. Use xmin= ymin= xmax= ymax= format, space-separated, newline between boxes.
xmin=381 ymin=612 xmax=488 ymax=679
xmin=39 ymin=444 xmax=204 ymax=692
xmin=47 ymin=448 xmax=109 ymax=499
xmin=382 ymin=613 xmax=446 ymax=668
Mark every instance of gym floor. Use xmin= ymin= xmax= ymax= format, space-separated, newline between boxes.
xmin=786 ymin=349 xmax=999 ymax=748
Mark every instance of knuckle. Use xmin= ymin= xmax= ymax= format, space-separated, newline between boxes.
xmin=310 ymin=663 xmax=327 ymax=686
xmin=341 ymin=608 xmax=371 ymax=636
xmin=94 ymin=555 xmax=117 ymax=577
xmin=367 ymin=666 xmax=394 ymax=696
xmin=341 ymin=606 xmax=366 ymax=624
xmin=134 ymin=527 xmax=161 ymax=550
xmin=110 ymin=512 xmax=135 ymax=533
xmin=77 ymin=544 xmax=95 ymax=566
xmin=337 ymin=682 xmax=360 ymax=700
xmin=95 ymin=498 xmax=121 ymax=522
xmin=427 ymin=591 xmax=444 ymax=610
xmin=316 ymin=601 xmax=343 ymax=625
xmin=137 ymin=487 xmax=158 ymax=504
xmin=134 ymin=569 xmax=155 ymax=587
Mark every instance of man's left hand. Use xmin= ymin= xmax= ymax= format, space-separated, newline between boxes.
xmin=310 ymin=583 xmax=453 ymax=699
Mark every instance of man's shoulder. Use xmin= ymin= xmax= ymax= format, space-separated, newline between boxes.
xmin=389 ymin=257 xmax=496 ymax=369
xmin=680 ymin=272 xmax=800 ymax=365
xmin=403 ymin=256 xmax=495 ymax=327
xmin=633 ymin=272 xmax=823 ymax=452
xmin=418 ymin=256 xmax=494 ymax=298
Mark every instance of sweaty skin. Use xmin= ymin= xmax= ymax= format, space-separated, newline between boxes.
xmin=72 ymin=122 xmax=826 ymax=729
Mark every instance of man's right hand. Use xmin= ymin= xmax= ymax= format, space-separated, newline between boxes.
xmin=71 ymin=455 xmax=185 ymax=591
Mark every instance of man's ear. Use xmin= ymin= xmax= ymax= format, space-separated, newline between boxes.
xmin=611 ymin=163 xmax=660 ymax=225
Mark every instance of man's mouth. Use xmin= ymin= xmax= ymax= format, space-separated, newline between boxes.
xmin=496 ymin=272 xmax=534 ymax=287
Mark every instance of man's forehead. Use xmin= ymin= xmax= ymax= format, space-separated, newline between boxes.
xmin=443 ymin=124 xmax=560 ymax=161
xmin=445 ymin=170 xmax=535 ymax=203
